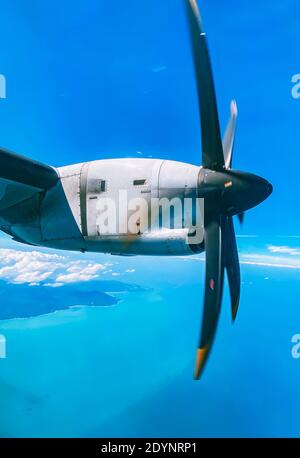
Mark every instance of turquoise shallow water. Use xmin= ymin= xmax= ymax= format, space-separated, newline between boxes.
xmin=1 ymin=250 xmax=300 ymax=437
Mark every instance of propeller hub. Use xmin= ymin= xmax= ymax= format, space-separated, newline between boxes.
xmin=198 ymin=168 xmax=273 ymax=216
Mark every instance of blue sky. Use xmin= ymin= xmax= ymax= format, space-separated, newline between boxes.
xmin=1 ymin=0 xmax=300 ymax=438
xmin=0 ymin=0 xmax=299 ymax=235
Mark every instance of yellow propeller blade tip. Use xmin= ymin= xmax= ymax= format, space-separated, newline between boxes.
xmin=231 ymin=300 xmax=240 ymax=322
xmin=194 ymin=345 xmax=210 ymax=379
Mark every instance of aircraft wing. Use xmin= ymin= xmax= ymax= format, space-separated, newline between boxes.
xmin=0 ymin=147 xmax=58 ymax=211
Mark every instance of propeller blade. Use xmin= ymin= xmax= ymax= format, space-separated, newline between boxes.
xmin=186 ymin=0 xmax=224 ymax=170
xmin=195 ymin=213 xmax=225 ymax=379
xmin=237 ymin=212 xmax=245 ymax=225
xmin=225 ymin=217 xmax=241 ymax=321
xmin=223 ymin=100 xmax=238 ymax=169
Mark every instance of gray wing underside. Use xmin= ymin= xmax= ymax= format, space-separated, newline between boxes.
xmin=0 ymin=147 xmax=58 ymax=211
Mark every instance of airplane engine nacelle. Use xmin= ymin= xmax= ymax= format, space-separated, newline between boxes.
xmin=86 ymin=228 xmax=204 ymax=256
xmin=38 ymin=158 xmax=203 ymax=255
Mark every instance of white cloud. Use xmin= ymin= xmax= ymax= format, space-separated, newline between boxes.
xmin=125 ymin=269 xmax=135 ymax=273
xmin=237 ymin=245 xmax=300 ymax=269
xmin=44 ymin=282 xmax=64 ymax=288
xmin=0 ymin=249 xmax=65 ymax=284
xmin=103 ymin=269 xmax=113 ymax=275
xmin=15 ymin=271 xmax=53 ymax=283
xmin=69 ymin=263 xmax=105 ymax=275
xmin=240 ymin=251 xmax=300 ymax=269
xmin=178 ymin=246 xmax=300 ymax=270
xmin=267 ymin=245 xmax=300 ymax=256
xmin=55 ymin=273 xmax=97 ymax=283
xmin=55 ymin=262 xmax=106 ymax=284
xmin=0 ymin=248 xmax=116 ymax=286
xmin=240 ymin=260 xmax=300 ymax=269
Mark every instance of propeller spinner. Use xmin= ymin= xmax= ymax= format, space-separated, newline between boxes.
xmin=185 ymin=0 xmax=272 ymax=378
